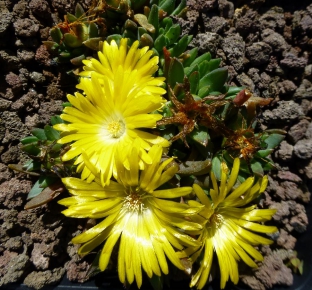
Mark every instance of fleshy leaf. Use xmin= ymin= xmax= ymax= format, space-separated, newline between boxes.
xmin=212 ymin=155 xmax=222 ymax=180
xmin=264 ymin=133 xmax=285 ymax=150
xmin=44 ymin=125 xmax=60 ymax=141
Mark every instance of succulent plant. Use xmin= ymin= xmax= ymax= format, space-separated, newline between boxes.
xmin=43 ymin=0 xmax=189 ymax=68
xmin=154 ymin=49 xmax=285 ymax=181
xmin=43 ymin=3 xmax=108 ymax=66
xmin=9 ymin=116 xmax=76 ymax=209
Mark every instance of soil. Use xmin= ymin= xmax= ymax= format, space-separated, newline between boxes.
xmin=0 ymin=0 xmax=312 ymax=289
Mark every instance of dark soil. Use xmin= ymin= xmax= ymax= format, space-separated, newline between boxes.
xmin=1 ymin=0 xmax=312 ymax=289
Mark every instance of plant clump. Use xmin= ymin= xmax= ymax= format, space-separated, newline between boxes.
xmin=9 ymin=1 xmax=288 ymax=289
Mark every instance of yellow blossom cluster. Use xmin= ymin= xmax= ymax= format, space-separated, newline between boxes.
xmin=55 ymin=39 xmax=277 ymax=289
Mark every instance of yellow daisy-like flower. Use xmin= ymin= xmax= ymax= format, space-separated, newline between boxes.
xmin=181 ymin=158 xmax=277 ymax=289
xmin=58 ymin=145 xmax=203 ymax=288
xmin=54 ymin=39 xmax=170 ymax=185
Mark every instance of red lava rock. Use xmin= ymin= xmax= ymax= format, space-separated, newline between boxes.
xmin=274 ymin=140 xmax=293 ymax=161
xmin=277 ymin=181 xmax=303 ymax=200
xmin=0 ymin=250 xmax=18 ymax=276
xmin=270 ymin=201 xmax=290 ymax=222
xmin=288 ymin=118 xmax=310 ymax=143
xmin=66 ymin=258 xmax=91 ymax=283
xmin=277 ymin=171 xmax=302 ymax=183
xmin=13 ymin=18 xmax=40 ymax=37
xmin=254 ymin=252 xmax=293 ymax=288
xmin=0 ymin=178 xmax=32 ymax=209
xmin=23 ymin=267 xmax=65 ymax=290
xmin=277 ymin=229 xmax=297 ymax=250
xmin=31 ymin=242 xmax=50 ymax=270
xmin=35 ymin=44 xmax=52 ymax=66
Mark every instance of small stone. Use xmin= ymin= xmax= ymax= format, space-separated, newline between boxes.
xmin=246 ymin=42 xmax=272 ymax=65
xmin=262 ymin=100 xmax=304 ymax=125
xmin=294 ymin=139 xmax=312 ymax=159
xmin=288 ymin=119 xmax=310 ymax=143
xmin=31 ymin=243 xmax=50 ymax=270
xmin=4 ymin=236 xmax=23 ymax=251
xmin=277 ymin=171 xmax=302 ymax=183
xmin=280 ymin=53 xmax=308 ymax=70
xmin=277 ymin=229 xmax=297 ymax=250
xmin=222 ymin=33 xmax=245 ymax=72
xmin=261 ymin=28 xmax=289 ymax=53
xmin=190 ymin=32 xmax=222 ymax=55
xmin=13 ymin=18 xmax=39 ymax=37
xmin=30 ymin=72 xmax=46 ymax=83
xmin=294 ymin=79 xmax=312 ymax=99
xmin=278 ymin=80 xmax=297 ymax=96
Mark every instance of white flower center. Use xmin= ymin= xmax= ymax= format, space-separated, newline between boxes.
xmin=123 ymin=188 xmax=147 ymax=213
xmin=107 ymin=119 xmax=125 ymax=138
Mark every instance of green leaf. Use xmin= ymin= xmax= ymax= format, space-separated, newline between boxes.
xmin=198 ymin=86 xmax=210 ymax=98
xmin=255 ymin=149 xmax=274 ymax=158
xmin=198 ymin=60 xmax=210 ymax=79
xmin=27 ymin=176 xmax=59 ymax=199
xmin=23 ymin=160 xmax=41 ymax=172
xmin=171 ymin=0 xmax=186 ymax=15
xmin=162 ymin=17 xmax=173 ymax=33
xmin=199 ymin=67 xmax=228 ymax=93
xmin=264 ymin=133 xmax=285 ymax=150
xmin=27 ymin=179 xmax=44 ymax=199
xmin=154 ymin=34 xmax=167 ymax=53
xmin=63 ymin=33 xmax=83 ymax=48
xmin=251 ymin=160 xmax=264 ymax=177
xmin=226 ymin=86 xmax=244 ymax=98
xmin=184 ymin=63 xmax=199 ymax=77
xmin=183 ymin=47 xmax=198 ymax=68
xmin=167 ymin=58 xmax=185 ymax=90
xmin=66 ymin=13 xmax=77 ymax=23
xmin=189 ymin=126 xmax=209 ymax=147
xmin=159 ymin=0 xmax=176 ymax=14
xmin=106 ymin=34 xmax=122 ymax=46
xmin=189 ymin=52 xmax=211 ymax=68
xmin=189 ymin=71 xmax=199 ymax=95
xmin=148 ymin=4 xmax=159 ymax=37
xmin=212 ymin=155 xmax=222 ymax=180
xmin=165 ymin=24 xmax=181 ymax=45
xmin=21 ymin=136 xmax=39 ymax=145
xmin=44 ymin=125 xmax=60 ymax=141
xmin=88 ymin=22 xmax=99 ymax=38
xmin=168 ymin=34 xmax=189 ymax=57
xmin=50 ymin=27 xmax=63 ymax=44
xmin=31 ymin=128 xmax=47 ymax=140
xmin=21 ymin=143 xmax=41 ymax=156
xmin=207 ymin=58 xmax=221 ymax=72
xmin=75 ymin=3 xmax=85 ymax=18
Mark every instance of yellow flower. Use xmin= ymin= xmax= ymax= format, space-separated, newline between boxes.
xmin=54 ymin=38 xmax=170 ymax=185
xmin=181 ymin=158 xmax=277 ymax=289
xmin=58 ymin=145 xmax=203 ymax=288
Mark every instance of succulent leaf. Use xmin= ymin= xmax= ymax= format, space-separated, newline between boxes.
xmin=50 ymin=27 xmax=63 ymax=44
xmin=63 ymin=33 xmax=83 ymax=48
xmin=148 ymin=4 xmax=159 ymax=37
xmin=75 ymin=3 xmax=85 ymax=18
xmin=66 ymin=13 xmax=77 ymax=23
xmin=134 ymin=14 xmax=156 ymax=34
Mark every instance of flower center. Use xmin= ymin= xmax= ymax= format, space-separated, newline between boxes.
xmin=123 ymin=188 xmax=147 ymax=213
xmin=209 ymin=213 xmax=224 ymax=229
xmin=107 ymin=120 xmax=125 ymax=138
